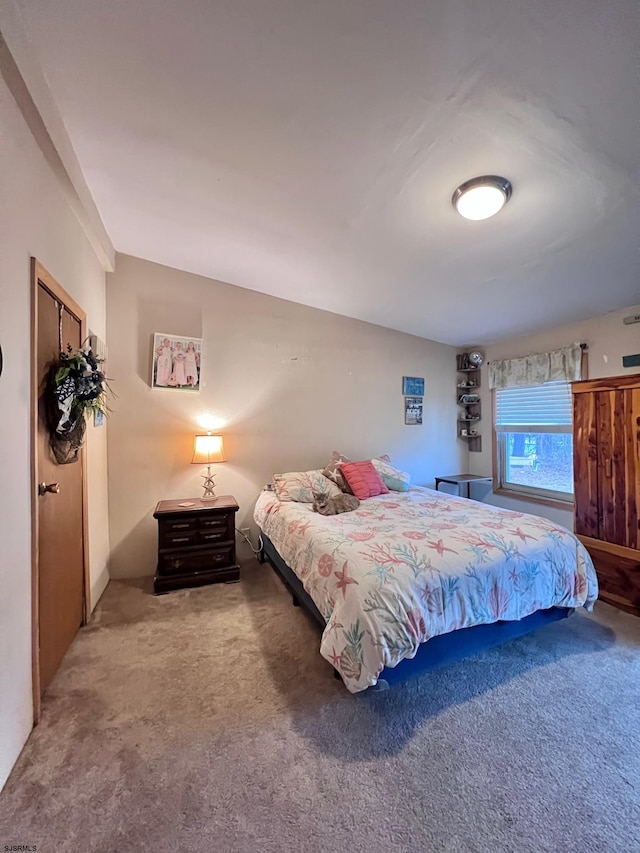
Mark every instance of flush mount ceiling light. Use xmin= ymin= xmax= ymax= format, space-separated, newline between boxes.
xmin=452 ymin=175 xmax=512 ymax=221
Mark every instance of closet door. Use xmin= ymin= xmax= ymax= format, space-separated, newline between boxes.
xmin=596 ymin=389 xmax=640 ymax=549
xmin=573 ymin=390 xmax=599 ymax=539
xmin=624 ymin=388 xmax=640 ymax=551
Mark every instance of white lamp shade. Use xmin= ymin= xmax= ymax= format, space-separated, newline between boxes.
xmin=192 ymin=434 xmax=226 ymax=464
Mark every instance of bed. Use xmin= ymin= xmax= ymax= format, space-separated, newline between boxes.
xmin=254 ymin=486 xmax=598 ymax=693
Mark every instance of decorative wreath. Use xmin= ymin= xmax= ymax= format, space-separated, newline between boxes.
xmin=48 ymin=344 xmax=109 ymax=464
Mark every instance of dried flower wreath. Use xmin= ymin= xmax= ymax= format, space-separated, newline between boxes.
xmin=49 ymin=344 xmax=109 ymax=464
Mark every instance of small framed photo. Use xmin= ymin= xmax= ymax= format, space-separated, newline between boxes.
xmin=405 ymin=396 xmax=423 ymax=425
xmin=152 ymin=333 xmax=202 ymax=391
xmin=94 ymin=410 xmax=104 ymax=427
xmin=403 ymin=376 xmax=424 ymax=396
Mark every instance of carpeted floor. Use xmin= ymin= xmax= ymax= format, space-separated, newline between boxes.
xmin=1 ymin=560 xmax=639 ymax=853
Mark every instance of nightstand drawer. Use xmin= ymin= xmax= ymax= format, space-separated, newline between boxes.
xmin=161 ymin=518 xmax=197 ymax=534
xmin=159 ymin=528 xmax=199 ymax=548
xmin=197 ymin=528 xmax=230 ymax=546
xmin=157 ymin=545 xmax=235 ymax=576
xmin=198 ymin=515 xmax=230 ymax=532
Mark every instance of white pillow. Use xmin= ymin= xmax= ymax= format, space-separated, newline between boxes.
xmin=371 ymin=457 xmax=411 ymax=491
xmin=272 ymin=470 xmax=342 ymax=503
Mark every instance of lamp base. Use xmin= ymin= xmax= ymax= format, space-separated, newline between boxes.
xmin=200 ymin=466 xmax=218 ymax=500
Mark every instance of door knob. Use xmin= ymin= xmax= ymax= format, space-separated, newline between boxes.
xmin=38 ymin=482 xmax=60 ymax=496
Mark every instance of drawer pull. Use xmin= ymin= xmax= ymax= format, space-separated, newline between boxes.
xmin=171 ymin=523 xmax=191 ymax=529
xmin=171 ymin=536 xmax=190 ymax=543
xmin=202 ymin=532 xmax=223 ymax=541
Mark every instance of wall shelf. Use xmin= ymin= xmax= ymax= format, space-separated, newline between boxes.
xmin=456 ymin=353 xmax=483 ymax=452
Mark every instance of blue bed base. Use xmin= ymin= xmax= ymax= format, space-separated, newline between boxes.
xmin=259 ymin=533 xmax=572 ymax=689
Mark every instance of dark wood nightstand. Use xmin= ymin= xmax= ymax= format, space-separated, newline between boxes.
xmin=153 ymin=496 xmax=239 ymax=594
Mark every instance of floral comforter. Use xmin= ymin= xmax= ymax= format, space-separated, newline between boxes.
xmin=254 ymin=487 xmax=598 ymax=693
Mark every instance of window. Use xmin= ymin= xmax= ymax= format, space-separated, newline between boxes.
xmin=494 ymin=380 xmax=573 ymax=502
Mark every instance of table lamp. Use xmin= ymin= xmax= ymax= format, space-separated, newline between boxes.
xmin=192 ymin=434 xmax=226 ymax=499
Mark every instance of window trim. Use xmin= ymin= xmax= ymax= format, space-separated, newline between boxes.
xmin=491 ymin=389 xmax=575 ymax=510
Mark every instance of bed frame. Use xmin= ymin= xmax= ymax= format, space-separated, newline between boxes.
xmin=258 ymin=533 xmax=572 ymax=689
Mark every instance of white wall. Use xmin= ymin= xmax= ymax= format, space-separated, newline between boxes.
xmin=0 ymin=75 xmax=110 ymax=790
xmin=468 ymin=303 xmax=640 ymax=528
xmin=106 ymin=254 xmax=465 ymax=578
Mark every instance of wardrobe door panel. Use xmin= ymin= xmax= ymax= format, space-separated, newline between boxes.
xmin=624 ymin=389 xmax=640 ymax=550
xmin=573 ymin=390 xmax=599 ymax=538
xmin=597 ymin=390 xmax=640 ymax=549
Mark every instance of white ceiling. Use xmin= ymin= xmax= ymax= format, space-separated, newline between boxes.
xmin=13 ymin=0 xmax=640 ymax=344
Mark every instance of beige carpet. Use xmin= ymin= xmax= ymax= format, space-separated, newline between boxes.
xmin=1 ymin=559 xmax=639 ymax=853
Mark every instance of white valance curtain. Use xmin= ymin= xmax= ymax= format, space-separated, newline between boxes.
xmin=488 ymin=344 xmax=583 ymax=390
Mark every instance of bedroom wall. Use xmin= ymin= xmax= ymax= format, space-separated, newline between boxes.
xmin=106 ymin=253 xmax=465 ymax=578
xmin=0 ymin=75 xmax=110 ymax=789
xmin=468 ymin=302 xmax=640 ymax=528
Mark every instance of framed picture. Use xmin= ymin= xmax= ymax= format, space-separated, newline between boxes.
xmin=403 ymin=376 xmax=424 ymax=396
xmin=405 ymin=396 xmax=423 ymax=425
xmin=152 ymin=332 xmax=202 ymax=391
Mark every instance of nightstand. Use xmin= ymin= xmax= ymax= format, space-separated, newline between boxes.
xmin=153 ymin=496 xmax=239 ymax=594
xmin=434 ymin=474 xmax=492 ymax=500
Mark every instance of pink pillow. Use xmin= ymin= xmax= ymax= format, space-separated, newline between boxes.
xmin=340 ymin=460 xmax=390 ymax=500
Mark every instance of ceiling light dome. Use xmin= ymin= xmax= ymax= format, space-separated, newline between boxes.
xmin=452 ymin=176 xmax=512 ymax=221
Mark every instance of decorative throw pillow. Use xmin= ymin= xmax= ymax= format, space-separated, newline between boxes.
xmin=322 ymin=451 xmax=353 ymax=494
xmin=272 ymin=470 xmax=341 ymax=503
xmin=340 ymin=460 xmax=390 ymax=500
xmin=371 ymin=457 xmax=411 ymax=492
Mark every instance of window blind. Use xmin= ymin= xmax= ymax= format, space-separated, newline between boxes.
xmin=495 ymin=380 xmax=572 ymax=433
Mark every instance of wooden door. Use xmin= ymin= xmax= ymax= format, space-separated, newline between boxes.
xmin=34 ymin=268 xmax=86 ymax=698
xmin=596 ymin=389 xmax=640 ymax=550
xmin=573 ymin=390 xmax=599 ymax=539
xmin=572 ymin=375 xmax=640 ymax=614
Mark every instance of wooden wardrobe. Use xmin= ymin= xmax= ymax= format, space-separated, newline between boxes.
xmin=572 ymin=374 xmax=640 ymax=615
